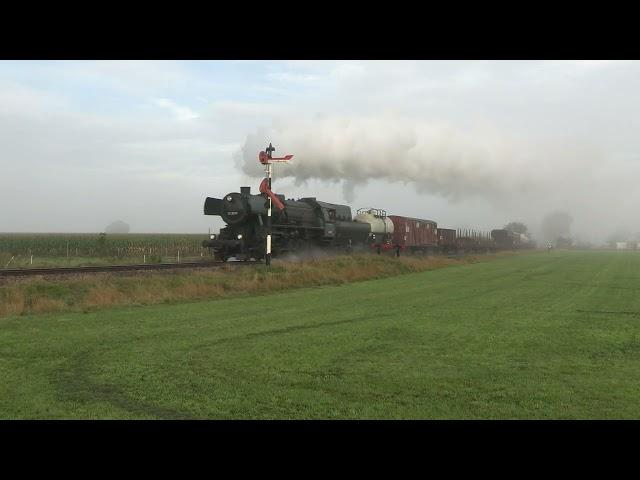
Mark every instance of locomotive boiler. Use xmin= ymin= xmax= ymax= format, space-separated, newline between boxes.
xmin=202 ymin=186 xmax=370 ymax=261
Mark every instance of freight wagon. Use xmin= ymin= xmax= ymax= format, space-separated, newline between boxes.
xmin=388 ymin=216 xmax=438 ymax=254
xmin=491 ymin=229 xmax=518 ymax=250
xmin=455 ymin=230 xmax=494 ymax=253
xmin=436 ymin=228 xmax=457 ymax=253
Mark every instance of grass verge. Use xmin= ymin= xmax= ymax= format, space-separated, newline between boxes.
xmin=0 ymin=253 xmax=510 ymax=318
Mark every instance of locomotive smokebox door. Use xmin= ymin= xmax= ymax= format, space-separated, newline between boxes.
xmin=222 ymin=193 xmax=249 ymax=225
xmin=204 ymin=197 xmax=223 ymax=216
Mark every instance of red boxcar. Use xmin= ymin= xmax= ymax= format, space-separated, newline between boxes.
xmin=389 ymin=216 xmax=438 ymax=252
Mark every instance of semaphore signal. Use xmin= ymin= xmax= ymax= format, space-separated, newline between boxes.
xmin=258 ymin=143 xmax=293 ymax=267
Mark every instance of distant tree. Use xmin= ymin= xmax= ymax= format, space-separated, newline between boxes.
xmin=504 ymin=221 xmax=528 ymax=235
xmin=541 ymin=212 xmax=573 ymax=244
xmin=105 ymin=220 xmax=130 ymax=234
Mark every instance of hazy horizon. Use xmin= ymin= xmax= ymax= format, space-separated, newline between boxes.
xmin=2 ymin=60 xmax=639 ymax=244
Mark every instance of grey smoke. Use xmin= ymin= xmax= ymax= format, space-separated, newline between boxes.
xmin=540 ymin=212 xmax=573 ymax=243
xmin=235 ymin=110 xmax=640 ymax=245
xmin=237 ymin=114 xmax=603 ymax=204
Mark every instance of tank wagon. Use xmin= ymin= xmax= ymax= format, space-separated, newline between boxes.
xmin=353 ymin=208 xmax=395 ymax=253
xmin=202 ymin=186 xmax=370 ymax=261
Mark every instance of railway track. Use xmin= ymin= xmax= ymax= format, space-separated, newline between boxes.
xmin=0 ymin=260 xmax=263 ymax=278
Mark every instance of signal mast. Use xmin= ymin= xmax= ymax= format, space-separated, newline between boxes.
xmin=258 ymin=143 xmax=293 ymax=266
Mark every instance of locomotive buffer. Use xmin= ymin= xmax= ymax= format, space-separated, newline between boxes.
xmin=258 ymin=143 xmax=293 ymax=267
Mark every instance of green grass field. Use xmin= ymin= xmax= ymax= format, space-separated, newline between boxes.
xmin=2 ymin=250 xmax=640 ymax=419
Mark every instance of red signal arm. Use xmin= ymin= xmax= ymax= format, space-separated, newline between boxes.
xmin=259 ymin=178 xmax=286 ymax=211
xmin=259 ymin=151 xmax=294 ymax=164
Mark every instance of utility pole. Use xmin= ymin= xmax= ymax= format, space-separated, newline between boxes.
xmin=258 ymin=143 xmax=293 ymax=267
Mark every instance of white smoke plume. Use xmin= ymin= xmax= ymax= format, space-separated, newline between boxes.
xmin=236 ymin=114 xmax=602 ymax=205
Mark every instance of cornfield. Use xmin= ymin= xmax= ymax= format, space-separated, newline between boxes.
xmin=0 ymin=233 xmax=205 ymax=259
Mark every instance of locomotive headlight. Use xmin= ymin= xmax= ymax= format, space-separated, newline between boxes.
xmin=237 ymin=234 xmax=243 ymax=240
xmin=226 ymin=196 xmax=232 ymax=202
xmin=210 ymin=234 xmax=216 ymax=240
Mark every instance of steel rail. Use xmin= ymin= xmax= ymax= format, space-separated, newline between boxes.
xmin=0 ymin=260 xmax=263 ymax=277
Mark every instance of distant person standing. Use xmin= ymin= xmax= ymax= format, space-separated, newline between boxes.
xmin=547 ymin=242 xmax=552 ymax=254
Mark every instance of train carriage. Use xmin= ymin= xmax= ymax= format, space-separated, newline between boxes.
xmin=491 ymin=229 xmax=519 ymax=250
xmin=353 ymin=208 xmax=395 ymax=253
xmin=437 ymin=228 xmax=457 ymax=253
xmin=388 ymin=215 xmax=438 ymax=254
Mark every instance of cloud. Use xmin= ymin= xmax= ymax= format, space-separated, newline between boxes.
xmin=152 ymin=98 xmax=199 ymax=121
xmin=0 ymin=80 xmax=237 ymax=233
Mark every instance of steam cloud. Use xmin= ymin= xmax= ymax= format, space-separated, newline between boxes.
xmin=236 ymin=114 xmax=601 ymax=204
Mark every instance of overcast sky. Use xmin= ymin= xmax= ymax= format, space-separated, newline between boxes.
xmin=1 ymin=60 xmax=639 ymax=243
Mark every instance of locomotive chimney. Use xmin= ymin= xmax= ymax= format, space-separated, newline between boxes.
xmin=240 ymin=186 xmax=251 ymax=195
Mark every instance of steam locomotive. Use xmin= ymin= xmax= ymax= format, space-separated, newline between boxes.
xmin=201 ymin=186 xmax=370 ymax=261
xmin=202 ymin=185 xmax=533 ymax=261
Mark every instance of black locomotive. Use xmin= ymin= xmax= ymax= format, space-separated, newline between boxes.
xmin=202 ymin=186 xmax=370 ymax=261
